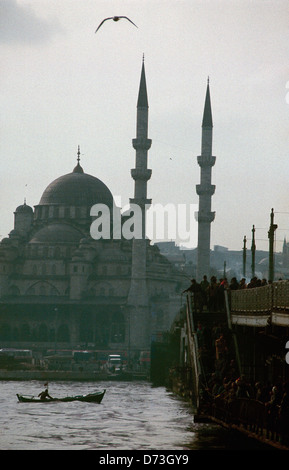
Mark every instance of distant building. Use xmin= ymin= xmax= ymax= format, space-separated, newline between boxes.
xmin=157 ymin=241 xmax=286 ymax=283
xmin=155 ymin=242 xmax=186 ymax=269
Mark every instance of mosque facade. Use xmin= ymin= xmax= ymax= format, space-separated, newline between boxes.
xmin=0 ymin=62 xmax=184 ymax=359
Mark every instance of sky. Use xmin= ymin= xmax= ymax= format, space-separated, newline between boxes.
xmin=1 ymin=0 xmax=289 ymax=253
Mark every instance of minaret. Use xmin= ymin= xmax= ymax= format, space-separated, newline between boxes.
xmin=196 ymin=79 xmax=216 ymax=281
xmin=127 ymin=57 xmax=152 ymax=351
xmin=130 ymin=56 xmax=152 ymax=236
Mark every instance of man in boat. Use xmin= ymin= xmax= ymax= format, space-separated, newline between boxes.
xmin=38 ymin=388 xmax=53 ymax=401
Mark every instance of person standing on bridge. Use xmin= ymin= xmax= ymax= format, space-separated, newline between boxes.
xmin=200 ymin=275 xmax=209 ymax=311
xmin=215 ymin=333 xmax=228 ymax=361
xmin=182 ymin=279 xmax=202 ymax=311
xmin=208 ymin=276 xmax=218 ymax=312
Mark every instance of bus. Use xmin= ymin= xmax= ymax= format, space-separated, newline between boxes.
xmin=0 ymin=348 xmax=33 ymax=360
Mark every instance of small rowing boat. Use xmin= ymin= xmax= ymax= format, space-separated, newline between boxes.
xmin=17 ymin=389 xmax=106 ymax=403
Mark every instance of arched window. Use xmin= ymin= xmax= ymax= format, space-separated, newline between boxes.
xmin=110 ymin=311 xmax=125 ymax=343
xmin=26 ymin=286 xmax=35 ymax=295
xmin=50 ymin=286 xmax=58 ymax=296
xmin=8 ymin=285 xmax=20 ymax=296
xmin=38 ymin=323 xmax=48 ymax=342
xmin=57 ymin=324 xmax=70 ymax=342
xmin=32 ymin=245 xmax=38 ymax=257
xmin=89 ymin=288 xmax=96 ymax=297
xmin=20 ymin=324 xmax=30 ymax=341
xmin=79 ymin=314 xmax=93 ymax=342
xmin=102 ymin=266 xmax=107 ymax=275
xmin=0 ymin=323 xmax=11 ymax=340
xmin=13 ymin=327 xmax=19 ymax=341
xmin=39 ymin=285 xmax=46 ymax=296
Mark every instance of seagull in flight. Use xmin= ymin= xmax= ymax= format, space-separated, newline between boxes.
xmin=95 ymin=16 xmax=138 ymax=33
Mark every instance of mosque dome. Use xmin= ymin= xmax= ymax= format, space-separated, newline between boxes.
xmin=38 ymin=149 xmax=114 ymax=209
xmin=9 ymin=229 xmax=21 ymax=238
xmin=39 ymin=170 xmax=113 ymax=208
xmin=30 ymin=223 xmax=84 ymax=243
xmin=15 ymin=202 xmax=33 ymax=214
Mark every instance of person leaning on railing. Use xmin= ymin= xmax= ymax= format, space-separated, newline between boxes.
xmin=182 ymin=279 xmax=202 ymax=311
xmin=279 ymin=382 xmax=289 ymax=445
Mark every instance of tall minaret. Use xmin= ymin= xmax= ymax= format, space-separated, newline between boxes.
xmin=130 ymin=56 xmax=152 ymax=237
xmin=127 ymin=57 xmax=152 ymax=351
xmin=196 ymin=79 xmax=216 ymax=281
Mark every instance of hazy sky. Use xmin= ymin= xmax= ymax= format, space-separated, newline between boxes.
xmin=1 ymin=0 xmax=289 ymax=252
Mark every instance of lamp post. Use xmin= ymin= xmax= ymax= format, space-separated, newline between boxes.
xmin=268 ymin=208 xmax=278 ymax=282
xmin=251 ymin=225 xmax=256 ymax=278
xmin=127 ymin=307 xmax=131 ymax=369
xmin=121 ymin=305 xmax=131 ymax=369
xmin=54 ymin=307 xmax=58 ymax=353
xmin=243 ymin=235 xmax=247 ymax=278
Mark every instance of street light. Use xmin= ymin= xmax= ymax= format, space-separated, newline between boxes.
xmin=54 ymin=307 xmax=58 ymax=353
xmin=268 ymin=208 xmax=278 ymax=282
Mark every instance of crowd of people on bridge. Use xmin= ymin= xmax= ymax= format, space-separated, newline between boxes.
xmin=205 ymin=371 xmax=289 ymax=446
xmin=196 ymin=319 xmax=289 ymax=446
xmin=179 ymin=274 xmax=289 ymax=446
xmin=182 ymin=275 xmax=270 ymax=313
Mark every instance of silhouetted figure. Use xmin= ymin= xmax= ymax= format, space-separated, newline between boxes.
xmin=208 ymin=276 xmax=218 ymax=311
xmin=183 ymin=279 xmax=202 ymax=311
xmin=38 ymin=388 xmax=53 ymax=401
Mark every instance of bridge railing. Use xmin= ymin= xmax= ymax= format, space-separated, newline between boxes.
xmin=185 ymin=294 xmax=202 ymax=408
xmin=212 ymin=396 xmax=289 ymax=447
xmin=272 ymin=280 xmax=289 ymax=311
xmin=230 ymin=281 xmax=289 ymax=314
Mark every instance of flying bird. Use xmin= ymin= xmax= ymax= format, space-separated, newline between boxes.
xmin=95 ymin=16 xmax=138 ymax=33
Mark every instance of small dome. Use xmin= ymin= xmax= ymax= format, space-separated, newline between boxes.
xmin=30 ymin=223 xmax=84 ymax=243
xmin=9 ymin=229 xmax=21 ymax=238
xmin=15 ymin=202 xmax=33 ymax=214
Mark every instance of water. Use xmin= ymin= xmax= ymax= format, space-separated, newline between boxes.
xmin=0 ymin=380 xmax=267 ymax=450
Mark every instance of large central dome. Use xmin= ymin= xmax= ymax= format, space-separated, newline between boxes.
xmin=39 ymin=162 xmax=113 ymax=209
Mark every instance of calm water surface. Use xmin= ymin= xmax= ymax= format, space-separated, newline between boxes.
xmin=0 ymin=380 xmax=265 ymax=450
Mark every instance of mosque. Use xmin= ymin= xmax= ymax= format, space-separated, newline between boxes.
xmin=0 ymin=60 xmax=215 ymax=360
